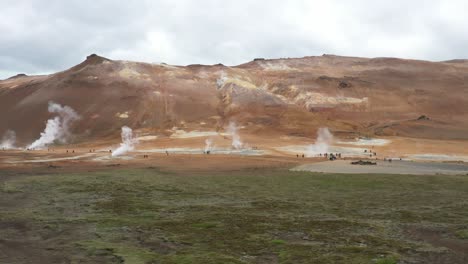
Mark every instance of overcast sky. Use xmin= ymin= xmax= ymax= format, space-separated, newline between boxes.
xmin=1 ymin=0 xmax=467 ymax=79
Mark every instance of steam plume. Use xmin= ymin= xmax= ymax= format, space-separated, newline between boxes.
xmin=28 ymin=102 xmax=80 ymax=149
xmin=226 ymin=121 xmax=243 ymax=149
xmin=112 ymin=126 xmax=138 ymax=157
xmin=306 ymin=127 xmax=333 ymax=157
xmin=0 ymin=130 xmax=16 ymax=149
xmin=204 ymin=138 xmax=213 ymax=152
xmin=216 ymin=71 xmax=227 ymax=89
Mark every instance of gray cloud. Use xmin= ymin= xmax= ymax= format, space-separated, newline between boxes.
xmin=1 ymin=0 xmax=467 ymax=79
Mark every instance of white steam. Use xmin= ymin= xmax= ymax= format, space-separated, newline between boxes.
xmin=306 ymin=127 xmax=333 ymax=157
xmin=216 ymin=71 xmax=228 ymax=89
xmin=112 ymin=126 xmax=138 ymax=157
xmin=226 ymin=121 xmax=243 ymax=149
xmin=28 ymin=102 xmax=80 ymax=149
xmin=204 ymin=138 xmax=214 ymax=152
xmin=0 ymin=130 xmax=16 ymax=149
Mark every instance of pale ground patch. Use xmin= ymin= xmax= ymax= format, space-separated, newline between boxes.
xmin=6 ymin=153 xmax=97 ymax=163
xmin=137 ymin=147 xmax=267 ymax=156
xmin=93 ymin=155 xmax=135 ymax=161
xmin=409 ymin=154 xmax=468 ymax=162
xmin=218 ymin=73 xmax=257 ymax=89
xmin=276 ymin=145 xmax=368 ymax=157
xmin=170 ymin=130 xmax=223 ymax=139
xmin=115 ymin=111 xmax=129 ymax=118
xmin=118 ymin=67 xmax=141 ymax=78
xmin=258 ymin=61 xmax=295 ymax=71
xmin=136 ymin=135 xmax=158 ymax=141
xmin=337 ymin=138 xmax=391 ymax=146
xmin=293 ymin=160 xmax=468 ymax=175
xmin=117 ymin=63 xmax=152 ymax=79
xmin=293 ymin=92 xmax=368 ymax=109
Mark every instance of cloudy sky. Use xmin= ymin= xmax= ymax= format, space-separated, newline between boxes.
xmin=1 ymin=0 xmax=467 ymax=79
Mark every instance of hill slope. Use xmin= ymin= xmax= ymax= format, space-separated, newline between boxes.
xmin=1 ymin=54 xmax=468 ymax=145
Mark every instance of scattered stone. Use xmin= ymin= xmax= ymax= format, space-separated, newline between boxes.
xmin=417 ymin=115 xmax=430 ymax=121
xmin=338 ymin=81 xmax=351 ymax=88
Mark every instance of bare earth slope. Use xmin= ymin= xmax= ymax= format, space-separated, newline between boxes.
xmin=1 ymin=54 xmax=468 ymax=145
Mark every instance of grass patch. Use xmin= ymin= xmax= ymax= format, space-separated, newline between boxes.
xmin=271 ymin=239 xmax=286 ymax=245
xmin=78 ymin=240 xmax=159 ymax=264
xmin=375 ymin=256 xmax=399 ymax=264
xmin=168 ymin=252 xmax=244 ymax=264
xmin=0 ymin=182 xmax=21 ymax=193
xmin=192 ymin=222 xmax=219 ymax=229
xmin=455 ymin=229 xmax=468 ymax=239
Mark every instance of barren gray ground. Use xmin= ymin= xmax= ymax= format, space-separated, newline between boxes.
xmin=293 ymin=160 xmax=468 ymax=175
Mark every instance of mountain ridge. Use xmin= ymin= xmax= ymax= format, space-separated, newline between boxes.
xmin=1 ymin=53 xmax=468 ymax=145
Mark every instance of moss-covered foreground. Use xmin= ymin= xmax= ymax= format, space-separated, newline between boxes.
xmin=1 ymin=168 xmax=467 ymax=263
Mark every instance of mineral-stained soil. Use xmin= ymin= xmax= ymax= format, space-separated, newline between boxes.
xmin=2 ymin=54 xmax=468 ymax=147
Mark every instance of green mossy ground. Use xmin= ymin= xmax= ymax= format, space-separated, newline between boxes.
xmin=1 ymin=168 xmax=467 ymax=263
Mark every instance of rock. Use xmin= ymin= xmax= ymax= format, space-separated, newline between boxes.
xmin=417 ymin=115 xmax=430 ymax=120
xmin=339 ymin=81 xmax=351 ymax=88
xmin=7 ymin=73 xmax=28 ymax=79
xmin=84 ymin=53 xmax=111 ymax=64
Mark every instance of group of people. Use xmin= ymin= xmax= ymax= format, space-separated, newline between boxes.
xmin=383 ymin=157 xmax=402 ymax=162
xmin=319 ymin=153 xmax=342 ymax=159
xmin=364 ymin=149 xmax=377 ymax=157
xmin=295 ymin=153 xmax=343 ymax=160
